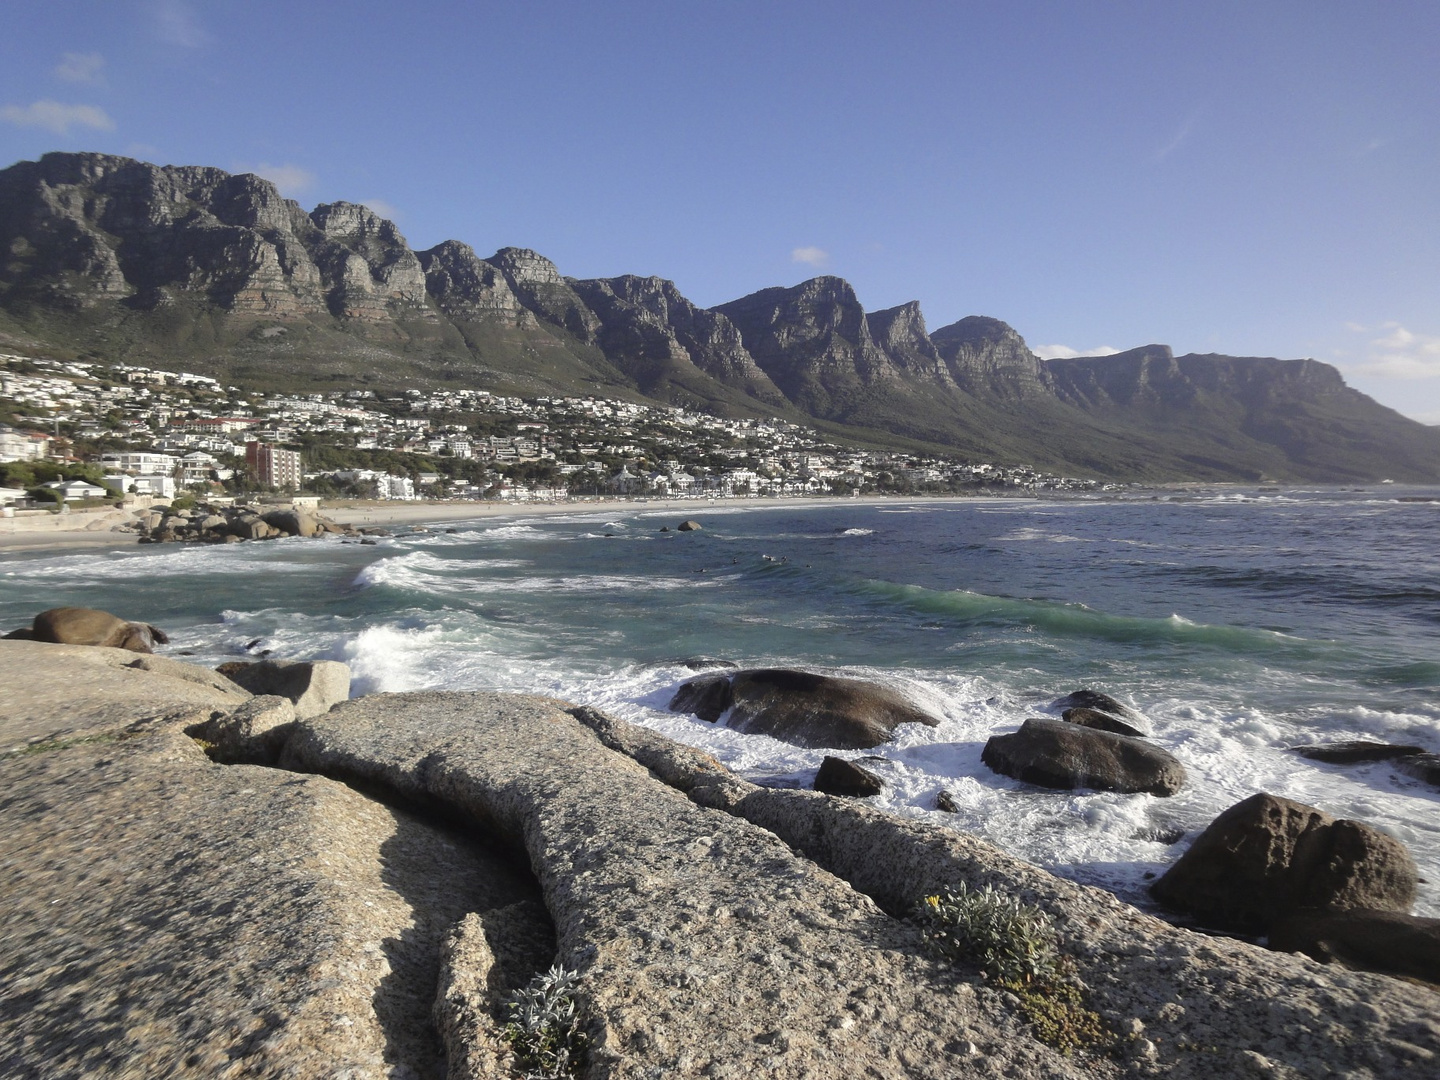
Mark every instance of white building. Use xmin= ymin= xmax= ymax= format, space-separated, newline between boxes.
xmin=0 ymin=426 xmax=50 ymax=463
xmin=380 ymin=474 xmax=416 ymax=500
xmin=100 ymin=451 xmax=177 ymax=475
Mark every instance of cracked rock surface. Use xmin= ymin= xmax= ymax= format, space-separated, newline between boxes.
xmin=3 ymin=642 xmax=1438 ymax=1079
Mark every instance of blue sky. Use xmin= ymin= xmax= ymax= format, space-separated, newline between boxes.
xmin=2 ymin=1 xmax=1438 ymax=420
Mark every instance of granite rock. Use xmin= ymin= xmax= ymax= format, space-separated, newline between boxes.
xmin=1150 ymin=793 xmax=1419 ymax=933
xmin=982 ymin=717 xmax=1185 ymax=795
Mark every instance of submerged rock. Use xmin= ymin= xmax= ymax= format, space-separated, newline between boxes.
xmin=1150 ymin=793 xmax=1419 ymax=934
xmin=1049 ymin=689 xmax=1150 ymax=735
xmin=982 ymin=717 xmax=1185 ymax=796
xmin=1395 ymin=753 xmax=1440 ymax=788
xmin=669 ymin=668 xmax=937 ymax=749
xmin=667 ymin=674 xmax=733 ymax=722
xmin=1291 ymin=740 xmax=1427 ymax=764
xmin=1062 ymin=706 xmax=1147 ymax=738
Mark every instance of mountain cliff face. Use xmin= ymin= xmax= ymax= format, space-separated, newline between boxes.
xmin=713 ymin=277 xmax=902 ymax=419
xmin=2 ymin=151 xmax=1437 ymax=481
xmin=931 ymin=315 xmax=1051 ymax=397
xmin=568 ymin=275 xmax=788 ymax=406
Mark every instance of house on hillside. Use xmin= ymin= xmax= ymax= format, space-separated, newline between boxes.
xmin=0 ymin=425 xmax=50 ymax=463
xmin=47 ymin=480 xmax=108 ymax=499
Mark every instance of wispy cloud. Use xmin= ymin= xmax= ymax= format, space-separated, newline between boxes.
xmin=151 ymin=0 xmax=213 ymax=48
xmin=791 ymin=246 xmax=829 ymax=268
xmin=1155 ymin=109 xmax=1202 ymax=161
xmin=243 ymin=162 xmax=317 ymax=196
xmin=1343 ymin=322 xmax=1440 ymax=379
xmin=1033 ymin=344 xmax=1121 ymax=360
xmin=1 ymin=100 xmax=115 ymax=135
xmin=55 ymin=52 xmax=105 ymax=85
xmin=361 ymin=198 xmax=399 ymax=220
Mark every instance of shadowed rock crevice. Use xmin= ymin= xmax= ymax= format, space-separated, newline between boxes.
xmin=191 ymin=701 xmax=560 ymax=1078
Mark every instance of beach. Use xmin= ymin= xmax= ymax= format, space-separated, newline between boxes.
xmin=0 ymin=493 xmax=923 ymax=552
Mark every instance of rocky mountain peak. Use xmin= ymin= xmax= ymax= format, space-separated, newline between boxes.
xmin=485 ymin=248 xmax=598 ymax=344
xmin=865 ymin=302 xmax=954 ymax=383
xmin=568 ymin=275 xmax=787 ymax=404
xmin=931 ymin=315 xmax=1049 ymax=396
xmin=486 ymin=247 xmax=565 ymax=286
xmin=415 ymin=240 xmax=533 ymax=325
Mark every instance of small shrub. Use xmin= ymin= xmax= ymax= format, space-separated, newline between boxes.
xmin=500 ymin=964 xmax=587 ymax=1079
xmin=916 ymin=883 xmax=1060 ymax=985
xmin=915 ymin=884 xmax=1111 ymax=1056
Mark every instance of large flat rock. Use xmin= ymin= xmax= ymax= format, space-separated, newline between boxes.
xmin=281 ymin=691 xmax=1082 ymax=1079
xmin=4 ymin=641 xmax=1438 ymax=1079
xmin=0 ymin=652 xmax=545 ymax=1080
xmin=0 ymin=639 xmax=250 ymax=748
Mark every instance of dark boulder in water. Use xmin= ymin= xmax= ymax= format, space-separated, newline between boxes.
xmin=1291 ymin=740 xmax=1427 ymax=764
xmin=813 ymin=756 xmax=884 ymax=797
xmin=677 ymin=520 xmax=703 ymax=532
xmin=1150 ymin=793 xmax=1419 ymax=934
xmin=982 ymin=717 xmax=1185 ymax=796
xmin=1062 ymin=706 xmax=1147 ymax=738
xmin=1050 ymin=689 xmax=1149 ymax=735
xmin=668 ymin=674 xmax=734 ymax=722
xmin=670 ymin=657 xmax=739 ymax=672
xmin=668 ymin=668 xmax=937 ymax=749
xmin=1394 ymin=753 xmax=1440 ymax=788
xmin=1269 ymin=908 xmax=1440 ymax=985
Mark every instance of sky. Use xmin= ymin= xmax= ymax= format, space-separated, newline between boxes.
xmin=2 ymin=1 xmax=1438 ymax=420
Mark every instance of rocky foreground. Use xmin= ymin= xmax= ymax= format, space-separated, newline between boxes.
xmin=2 ymin=641 xmax=1437 ymax=1079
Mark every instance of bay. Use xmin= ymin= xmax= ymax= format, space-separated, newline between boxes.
xmin=5 ymin=486 xmax=1438 ymax=916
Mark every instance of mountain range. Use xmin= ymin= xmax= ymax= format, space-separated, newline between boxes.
xmin=2 ymin=151 xmax=1437 ymax=482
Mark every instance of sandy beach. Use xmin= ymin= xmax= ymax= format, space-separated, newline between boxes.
xmin=0 ymin=494 xmax=910 ymax=553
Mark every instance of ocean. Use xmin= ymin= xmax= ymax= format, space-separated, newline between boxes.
xmin=5 ymin=488 xmax=1438 ymax=918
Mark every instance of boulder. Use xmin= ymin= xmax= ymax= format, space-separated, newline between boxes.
xmin=1149 ymin=793 xmax=1419 ymax=933
xmin=8 ymin=607 xmax=170 ymax=654
xmin=813 ymin=756 xmax=884 ymax=797
xmin=933 ymin=789 xmax=959 ymax=813
xmin=676 ymin=520 xmax=702 ymax=531
xmin=1062 ymin=706 xmax=1147 ymax=738
xmin=230 ymin=516 xmax=279 ymax=541
xmin=216 ymin=659 xmax=351 ymax=719
xmin=1269 ymin=909 xmax=1440 ymax=985
xmin=670 ymin=668 xmax=937 ymax=749
xmin=262 ymin=509 xmax=322 ymax=538
xmin=982 ymin=717 xmax=1185 ymax=796
xmin=667 ymin=674 xmax=733 ymax=722
xmin=1049 ymin=689 xmax=1150 ymax=734
xmin=1394 ymin=753 xmax=1440 ymax=788
xmin=1291 ymin=740 xmax=1427 ymax=764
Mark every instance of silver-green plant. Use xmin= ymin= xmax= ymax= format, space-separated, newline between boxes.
xmin=915 ymin=883 xmax=1111 ymax=1055
xmin=915 ymin=882 xmax=1061 ymax=984
xmin=500 ymin=964 xmax=587 ymax=1080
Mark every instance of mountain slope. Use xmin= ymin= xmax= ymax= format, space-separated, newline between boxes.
xmin=2 ymin=150 xmax=1437 ymax=481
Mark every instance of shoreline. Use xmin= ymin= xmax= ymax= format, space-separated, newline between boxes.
xmin=5 ymin=481 xmax=1433 ymax=554
xmin=0 ymin=493 xmax=1012 ymax=553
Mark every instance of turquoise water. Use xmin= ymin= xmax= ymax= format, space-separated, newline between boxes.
xmin=5 ymin=488 xmax=1438 ymax=914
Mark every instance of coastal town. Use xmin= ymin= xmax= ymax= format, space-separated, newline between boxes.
xmin=0 ymin=351 xmax=1114 ymax=507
